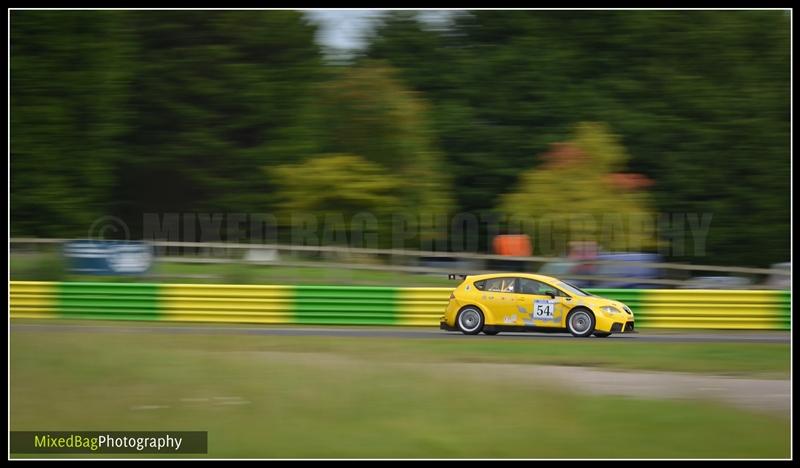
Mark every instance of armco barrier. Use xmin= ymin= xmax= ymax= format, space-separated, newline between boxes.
xmin=9 ymin=281 xmax=791 ymax=330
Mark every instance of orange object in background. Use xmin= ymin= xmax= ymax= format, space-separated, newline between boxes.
xmin=492 ymin=235 xmax=532 ymax=257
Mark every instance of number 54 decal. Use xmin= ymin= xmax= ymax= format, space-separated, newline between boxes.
xmin=533 ymin=299 xmax=556 ymax=319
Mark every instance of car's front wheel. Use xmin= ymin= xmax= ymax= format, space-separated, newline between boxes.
xmin=567 ymin=308 xmax=595 ymax=337
xmin=456 ymin=307 xmax=484 ymax=335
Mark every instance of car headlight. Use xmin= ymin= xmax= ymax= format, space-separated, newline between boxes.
xmin=600 ymin=306 xmax=622 ymax=315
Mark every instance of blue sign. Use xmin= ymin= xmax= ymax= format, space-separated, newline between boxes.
xmin=63 ymin=240 xmax=153 ymax=275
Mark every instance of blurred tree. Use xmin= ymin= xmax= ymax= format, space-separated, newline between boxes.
xmin=112 ymin=11 xmax=325 ymax=236
xmin=11 ymin=10 xmax=134 ymax=236
xmin=268 ymin=154 xmax=404 ymax=247
xmin=501 ymin=123 xmax=657 ymax=253
xmin=363 ymin=10 xmax=789 ymax=266
xmin=10 ymin=10 xmax=789 ymax=266
xmin=314 ymin=62 xmax=454 ymax=240
xmin=270 ymin=154 xmax=403 ymax=215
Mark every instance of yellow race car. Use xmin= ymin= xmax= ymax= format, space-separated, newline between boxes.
xmin=440 ymin=273 xmax=634 ymax=337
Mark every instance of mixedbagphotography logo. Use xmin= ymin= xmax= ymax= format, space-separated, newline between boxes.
xmin=88 ymin=215 xmax=131 ymax=241
xmin=10 ymin=431 xmax=208 ymax=454
xmin=132 ymin=210 xmax=714 ymax=257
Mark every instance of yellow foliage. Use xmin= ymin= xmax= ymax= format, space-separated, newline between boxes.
xmin=500 ymin=123 xmax=658 ymax=253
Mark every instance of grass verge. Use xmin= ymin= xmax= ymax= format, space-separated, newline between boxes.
xmin=10 ymin=323 xmax=790 ymax=458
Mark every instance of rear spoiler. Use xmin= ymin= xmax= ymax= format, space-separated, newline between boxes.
xmin=448 ymin=274 xmax=469 ymax=280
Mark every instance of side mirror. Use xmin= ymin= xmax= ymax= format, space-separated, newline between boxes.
xmin=546 ymin=291 xmax=556 ymax=299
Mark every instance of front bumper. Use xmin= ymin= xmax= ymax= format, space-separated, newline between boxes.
xmin=609 ymin=321 xmax=636 ymax=333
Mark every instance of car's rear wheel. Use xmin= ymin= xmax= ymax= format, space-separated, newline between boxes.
xmin=456 ymin=307 xmax=484 ymax=335
xmin=593 ymin=332 xmax=611 ymax=338
xmin=483 ymin=330 xmax=499 ymax=336
xmin=567 ymin=308 xmax=595 ymax=337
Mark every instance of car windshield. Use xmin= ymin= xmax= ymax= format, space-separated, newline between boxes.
xmin=555 ymin=280 xmax=592 ymax=297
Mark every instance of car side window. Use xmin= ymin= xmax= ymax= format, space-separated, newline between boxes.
xmin=540 ymin=282 xmax=563 ymax=297
xmin=484 ymin=277 xmax=516 ymax=293
xmin=518 ymin=278 xmax=565 ymax=297
xmin=484 ymin=278 xmax=502 ymax=292
xmin=473 ymin=280 xmax=485 ymax=290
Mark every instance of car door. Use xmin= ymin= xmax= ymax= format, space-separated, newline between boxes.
xmin=516 ymin=278 xmax=571 ymax=328
xmin=477 ymin=277 xmax=519 ymax=325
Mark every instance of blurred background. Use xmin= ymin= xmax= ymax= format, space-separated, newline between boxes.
xmin=10 ymin=9 xmax=791 ymax=287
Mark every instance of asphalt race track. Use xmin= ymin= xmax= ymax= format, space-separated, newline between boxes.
xmin=9 ymin=322 xmax=790 ymax=343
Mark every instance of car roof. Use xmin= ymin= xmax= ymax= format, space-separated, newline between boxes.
xmin=465 ymin=272 xmax=562 ymax=284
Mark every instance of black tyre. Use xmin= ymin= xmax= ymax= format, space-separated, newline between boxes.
xmin=567 ymin=308 xmax=596 ymax=337
xmin=483 ymin=330 xmax=499 ymax=336
xmin=456 ymin=307 xmax=484 ymax=335
xmin=593 ymin=332 xmax=611 ymax=338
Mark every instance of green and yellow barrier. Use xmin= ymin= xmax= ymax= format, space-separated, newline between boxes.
xmin=9 ymin=281 xmax=791 ymax=330
xmin=8 ymin=281 xmax=58 ymax=319
xmin=162 ymin=284 xmax=294 ymax=324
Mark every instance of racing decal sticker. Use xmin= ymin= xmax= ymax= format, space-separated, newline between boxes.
xmin=518 ymin=301 xmax=562 ymax=325
xmin=533 ymin=299 xmax=556 ymax=319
